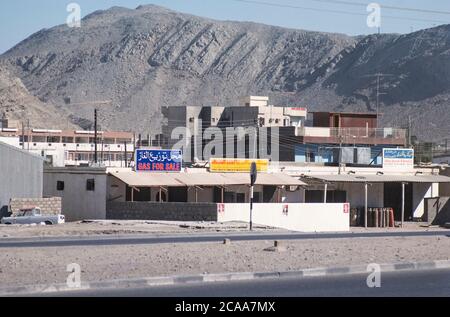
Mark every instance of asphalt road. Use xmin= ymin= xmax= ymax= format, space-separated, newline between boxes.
xmin=0 ymin=230 xmax=449 ymax=248
xmin=40 ymin=268 xmax=450 ymax=297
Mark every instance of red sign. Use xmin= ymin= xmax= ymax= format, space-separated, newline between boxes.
xmin=217 ymin=204 xmax=225 ymax=213
xmin=343 ymin=203 xmax=350 ymax=214
xmin=282 ymin=204 xmax=289 ymax=216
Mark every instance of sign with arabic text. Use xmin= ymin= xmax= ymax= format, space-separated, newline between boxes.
xmin=209 ymin=158 xmax=269 ymax=173
xmin=135 ymin=149 xmax=182 ymax=172
xmin=382 ymin=149 xmax=414 ymax=170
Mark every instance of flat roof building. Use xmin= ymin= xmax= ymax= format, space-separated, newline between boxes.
xmin=0 ymin=141 xmax=44 ymax=218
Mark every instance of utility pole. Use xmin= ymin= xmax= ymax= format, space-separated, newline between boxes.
xmin=27 ymin=119 xmax=30 ymax=151
xmin=21 ymin=120 xmax=25 ymax=150
xmin=408 ymin=115 xmax=412 ymax=148
xmin=69 ymin=100 xmax=112 ymax=166
xmin=338 ymin=135 xmax=344 ymax=175
xmin=124 ymin=141 xmax=128 ymax=168
xmin=363 ymin=73 xmax=394 ymax=128
xmin=94 ymin=109 xmax=98 ymax=164
xmin=250 ymin=162 xmax=257 ymax=231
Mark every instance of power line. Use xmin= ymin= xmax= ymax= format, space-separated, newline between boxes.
xmin=313 ymin=0 xmax=450 ymax=16
xmin=230 ymin=0 xmax=449 ymax=24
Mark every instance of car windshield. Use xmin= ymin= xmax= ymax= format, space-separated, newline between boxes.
xmin=20 ymin=209 xmax=38 ymax=216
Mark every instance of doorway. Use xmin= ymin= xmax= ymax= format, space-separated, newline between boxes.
xmin=333 ymin=114 xmax=340 ymax=128
xmin=384 ymin=183 xmax=413 ymax=221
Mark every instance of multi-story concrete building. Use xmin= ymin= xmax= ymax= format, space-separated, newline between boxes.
xmin=0 ymin=127 xmax=135 ymax=167
xmin=294 ymin=111 xmax=407 ymax=164
xmin=162 ymin=96 xmax=406 ymax=164
xmin=161 ymin=96 xmax=309 ymax=162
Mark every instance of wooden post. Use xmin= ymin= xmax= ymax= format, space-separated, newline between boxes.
xmin=131 ymin=187 xmax=134 ymax=202
xmin=221 ymin=187 xmax=224 ymax=203
xmin=324 ymin=183 xmax=328 ymax=203
xmin=159 ymin=187 xmax=163 ymax=203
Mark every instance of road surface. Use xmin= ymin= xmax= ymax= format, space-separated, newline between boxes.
xmin=33 ymin=268 xmax=450 ymax=297
xmin=1 ymin=230 xmax=449 ymax=248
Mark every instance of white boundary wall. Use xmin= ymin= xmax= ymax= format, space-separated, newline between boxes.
xmin=217 ymin=203 xmax=349 ymax=232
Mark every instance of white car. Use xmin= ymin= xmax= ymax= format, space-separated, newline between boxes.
xmin=1 ymin=207 xmax=65 ymax=225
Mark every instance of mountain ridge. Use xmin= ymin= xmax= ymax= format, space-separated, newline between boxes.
xmin=0 ymin=5 xmax=449 ymax=141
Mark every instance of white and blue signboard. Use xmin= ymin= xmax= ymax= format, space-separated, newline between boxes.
xmin=383 ymin=148 xmax=414 ymax=170
xmin=135 ymin=149 xmax=182 ymax=172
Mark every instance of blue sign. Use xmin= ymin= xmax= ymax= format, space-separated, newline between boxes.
xmin=383 ymin=149 xmax=414 ymax=159
xmin=383 ymin=148 xmax=414 ymax=169
xmin=135 ymin=149 xmax=182 ymax=172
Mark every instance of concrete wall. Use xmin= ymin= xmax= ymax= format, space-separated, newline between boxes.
xmin=0 ymin=142 xmax=43 ymax=218
xmin=43 ymin=167 xmax=107 ymax=221
xmin=425 ymin=197 xmax=450 ymax=226
xmin=338 ymin=183 xmax=384 ymax=208
xmin=412 ymin=183 xmax=430 ymax=219
xmin=10 ymin=197 xmax=61 ymax=215
xmin=107 ymin=175 xmax=127 ymax=202
xmin=282 ymin=189 xmax=305 ymax=203
xmin=217 ymin=203 xmax=349 ymax=232
xmin=439 ymin=168 xmax=450 ymax=196
xmin=187 ymin=187 xmax=214 ymax=203
xmin=106 ymin=202 xmax=218 ymax=221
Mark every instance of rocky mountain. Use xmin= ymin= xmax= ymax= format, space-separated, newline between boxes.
xmin=0 ymin=64 xmax=79 ymax=129
xmin=0 ymin=4 xmax=449 ymax=141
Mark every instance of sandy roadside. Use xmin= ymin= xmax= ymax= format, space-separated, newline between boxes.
xmin=0 ymin=221 xmax=285 ymax=238
xmin=0 ymin=220 xmax=445 ymax=239
xmin=1 ymin=235 xmax=449 ymax=289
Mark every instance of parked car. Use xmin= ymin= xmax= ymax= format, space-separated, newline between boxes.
xmin=1 ymin=207 xmax=65 ymax=225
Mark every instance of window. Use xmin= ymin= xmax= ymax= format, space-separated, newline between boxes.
xmin=259 ymin=118 xmax=265 ymax=127
xmin=62 ymin=136 xmax=74 ymax=143
xmin=57 ymin=181 xmax=65 ymax=191
xmin=236 ymin=193 xmax=246 ymax=203
xmin=86 ymin=179 xmax=95 ymax=191
xmin=47 ymin=136 xmax=60 ymax=143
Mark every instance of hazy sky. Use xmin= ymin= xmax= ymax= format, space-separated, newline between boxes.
xmin=1 ymin=0 xmax=449 ymax=53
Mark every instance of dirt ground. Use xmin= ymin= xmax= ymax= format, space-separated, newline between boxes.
xmin=1 ymin=235 xmax=450 ymax=289
xmin=0 ymin=220 xmax=445 ymax=239
xmin=0 ymin=220 xmax=284 ymax=238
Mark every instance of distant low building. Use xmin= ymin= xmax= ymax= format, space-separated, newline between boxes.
xmin=0 ymin=127 xmax=135 ymax=168
xmin=43 ymin=166 xmax=107 ymax=221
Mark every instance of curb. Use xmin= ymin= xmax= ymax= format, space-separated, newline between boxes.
xmin=1 ymin=259 xmax=450 ymax=296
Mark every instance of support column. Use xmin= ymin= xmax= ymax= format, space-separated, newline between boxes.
xmin=131 ymin=187 xmax=134 ymax=202
xmin=401 ymin=182 xmax=405 ymax=228
xmin=364 ymin=182 xmax=368 ymax=228
xmin=159 ymin=187 xmax=163 ymax=203
xmin=324 ymin=183 xmax=328 ymax=203
xmin=195 ymin=187 xmax=198 ymax=203
xmin=221 ymin=187 xmax=224 ymax=203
